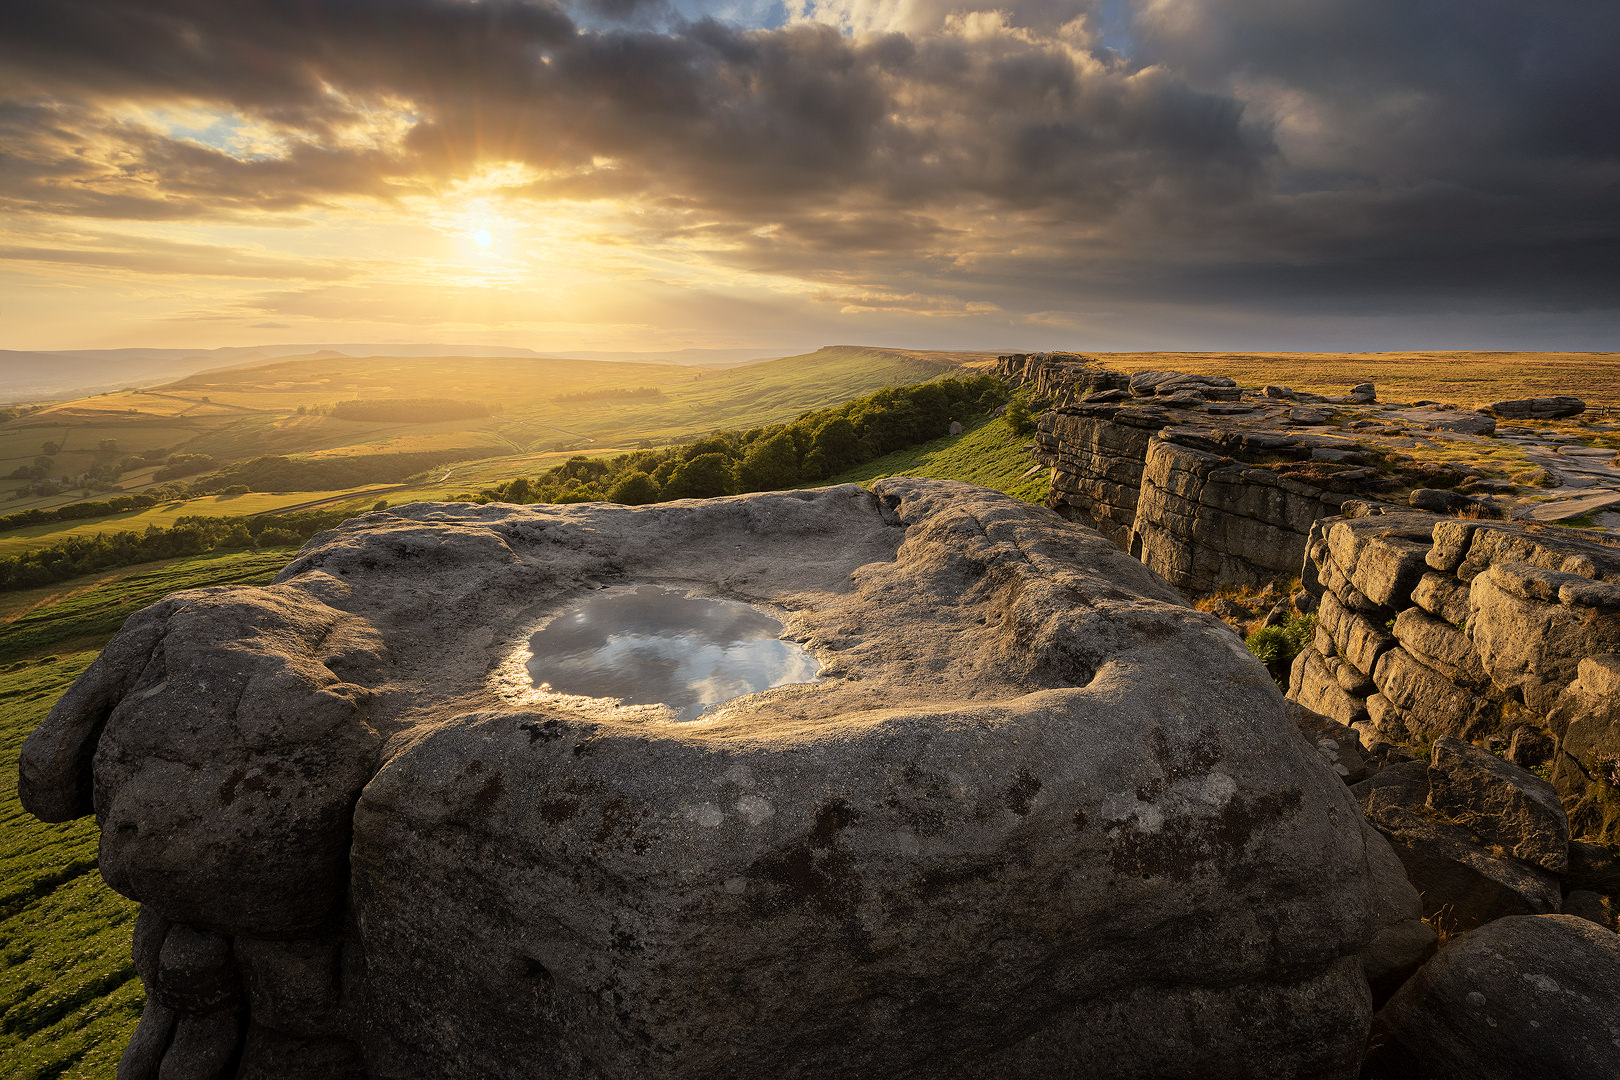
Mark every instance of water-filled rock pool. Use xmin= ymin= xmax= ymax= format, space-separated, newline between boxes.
xmin=524 ymin=585 xmax=821 ymax=720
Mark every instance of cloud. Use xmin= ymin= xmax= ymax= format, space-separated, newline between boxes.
xmin=0 ymin=238 xmax=356 ymax=280
xmin=0 ymin=0 xmax=1614 ymax=338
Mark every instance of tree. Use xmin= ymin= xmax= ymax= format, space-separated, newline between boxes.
xmin=554 ymin=480 xmax=604 ymax=504
xmin=664 ymin=453 xmax=736 ymax=499
xmin=682 ymin=435 xmax=733 ymax=461
xmin=736 ymin=432 xmax=801 ymax=492
xmin=40 ymin=441 xmax=58 ymax=456
xmin=1005 ymin=395 xmax=1037 ymax=435
xmin=801 ymin=417 xmax=864 ymax=479
xmin=607 ymin=471 xmax=661 ymax=505
xmin=98 ymin=439 xmax=119 ymax=453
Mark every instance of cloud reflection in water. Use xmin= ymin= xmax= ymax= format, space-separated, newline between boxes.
xmin=526 ymin=586 xmax=820 ymax=720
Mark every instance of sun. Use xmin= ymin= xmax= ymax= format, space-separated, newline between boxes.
xmin=473 ymin=228 xmax=493 ymax=250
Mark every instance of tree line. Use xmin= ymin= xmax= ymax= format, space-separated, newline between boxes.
xmin=0 ymin=507 xmax=362 ymax=591
xmin=454 ymin=374 xmax=1009 ymax=506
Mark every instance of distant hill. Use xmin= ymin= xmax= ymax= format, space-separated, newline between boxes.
xmin=0 ymin=344 xmax=800 ymax=404
xmin=0 ymin=344 xmax=992 ymax=526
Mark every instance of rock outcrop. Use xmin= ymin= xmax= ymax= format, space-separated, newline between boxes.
xmin=999 ymin=354 xmax=1512 ymax=595
xmin=1364 ymin=914 xmax=1620 ymax=1080
xmin=1486 ymin=396 xmax=1586 ymax=420
xmin=20 ymin=479 xmax=1397 ymax=1080
xmin=1030 ymin=400 xmax=1365 ymax=593
xmin=1289 ymin=507 xmax=1620 ymax=846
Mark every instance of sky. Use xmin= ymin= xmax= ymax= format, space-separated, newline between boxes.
xmin=1 ymin=0 xmax=1617 ymax=354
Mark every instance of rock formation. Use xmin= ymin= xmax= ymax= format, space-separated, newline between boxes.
xmin=1002 ymin=353 xmax=1620 ymax=596
xmin=1364 ymin=914 xmax=1620 ymax=1080
xmin=1001 ymin=353 xmax=1524 ymax=595
xmin=19 ymin=479 xmax=1401 ymax=1079
xmin=1289 ymin=507 xmax=1620 ymax=846
xmin=1486 ymin=396 xmax=1586 ymax=420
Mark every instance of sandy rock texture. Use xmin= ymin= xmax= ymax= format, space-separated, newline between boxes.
xmin=22 ymin=479 xmax=1395 ymax=1079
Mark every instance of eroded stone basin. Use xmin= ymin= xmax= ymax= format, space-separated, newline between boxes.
xmin=16 ymin=479 xmax=1394 ymax=1080
xmin=524 ymin=585 xmax=820 ymax=720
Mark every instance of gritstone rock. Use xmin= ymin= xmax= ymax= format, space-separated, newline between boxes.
xmin=1425 ymin=736 xmax=1570 ymax=872
xmin=1364 ymin=914 xmax=1620 ymax=1080
xmin=1485 ymin=396 xmax=1586 ymax=420
xmin=20 ymin=479 xmax=1391 ymax=1080
xmin=1352 ymin=761 xmax=1561 ymax=933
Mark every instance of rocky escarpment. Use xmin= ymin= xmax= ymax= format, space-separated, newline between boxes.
xmin=1001 ymin=351 xmax=1619 ymax=596
xmin=1034 ymin=400 xmax=1362 ymax=593
xmin=19 ymin=479 xmax=1401 ymax=1080
xmin=1289 ymin=507 xmax=1620 ymax=848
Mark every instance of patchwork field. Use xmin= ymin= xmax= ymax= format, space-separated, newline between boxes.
xmin=0 ymin=346 xmax=991 ymax=529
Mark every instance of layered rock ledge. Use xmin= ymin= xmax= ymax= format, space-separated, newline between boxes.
xmin=1290 ymin=506 xmax=1620 ymax=849
xmin=1000 ymin=352 xmax=1619 ymax=595
xmin=21 ymin=479 xmax=1395 ymax=1079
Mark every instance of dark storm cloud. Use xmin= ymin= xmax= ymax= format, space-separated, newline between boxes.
xmin=0 ymin=0 xmax=1268 ymax=215
xmin=0 ymin=0 xmax=1614 ymax=320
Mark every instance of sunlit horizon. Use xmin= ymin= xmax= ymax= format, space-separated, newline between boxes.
xmin=3 ymin=1 xmax=1616 ymax=355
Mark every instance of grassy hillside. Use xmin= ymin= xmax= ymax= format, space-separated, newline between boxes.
xmin=826 ymin=411 xmax=1048 ymax=503
xmin=0 ymin=549 xmax=298 ymax=1080
xmin=0 ymin=346 xmax=985 ymax=523
xmin=1 ymin=653 xmax=139 ymax=1080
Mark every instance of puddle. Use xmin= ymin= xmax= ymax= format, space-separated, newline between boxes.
xmin=525 ymin=586 xmax=820 ymax=720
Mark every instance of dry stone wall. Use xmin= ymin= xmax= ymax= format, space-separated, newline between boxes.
xmin=1289 ymin=507 xmax=1620 ymax=845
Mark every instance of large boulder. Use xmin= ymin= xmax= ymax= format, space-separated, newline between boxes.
xmin=1484 ymin=396 xmax=1585 ymax=419
xmin=1353 ymin=761 xmax=1561 ymax=933
xmin=1426 ymin=736 xmax=1569 ymax=872
xmin=1365 ymin=915 xmax=1620 ymax=1079
xmin=20 ymin=480 xmax=1390 ymax=1079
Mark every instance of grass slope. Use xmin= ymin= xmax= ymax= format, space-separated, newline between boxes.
xmin=825 ymin=413 xmax=1048 ymax=503
xmin=1 ymin=654 xmax=140 ymax=1080
xmin=0 ymin=492 xmax=383 ymax=556
xmin=0 ymin=550 xmax=298 ymax=1080
xmin=2 ymin=346 xmax=985 ymax=533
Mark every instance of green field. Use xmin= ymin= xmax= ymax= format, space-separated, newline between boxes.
xmin=0 ymin=549 xmax=299 ymax=1080
xmin=1 ymin=651 xmax=142 ymax=1080
xmin=0 ymin=491 xmax=387 ymax=556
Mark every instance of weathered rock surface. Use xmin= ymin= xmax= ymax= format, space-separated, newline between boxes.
xmin=1353 ymin=760 xmax=1561 ymax=933
xmin=1485 ymin=395 xmax=1586 ymax=419
xmin=1290 ymin=508 xmax=1620 ymax=847
xmin=20 ymin=479 xmax=1388 ymax=1079
xmin=1426 ymin=736 xmax=1569 ymax=872
xmin=1365 ymin=915 xmax=1620 ymax=1080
